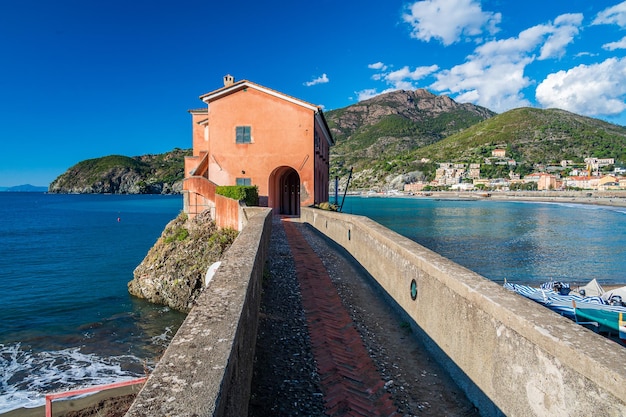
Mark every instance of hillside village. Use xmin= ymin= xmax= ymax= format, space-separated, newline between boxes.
xmin=324 ymin=90 xmax=626 ymax=195
xmin=403 ymin=149 xmax=623 ymax=194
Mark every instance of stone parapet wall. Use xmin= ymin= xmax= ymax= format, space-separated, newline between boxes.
xmin=215 ymin=194 xmax=242 ymax=230
xmin=125 ymin=208 xmax=272 ymax=417
xmin=301 ymin=207 xmax=626 ymax=417
xmin=183 ymin=176 xmax=217 ymax=220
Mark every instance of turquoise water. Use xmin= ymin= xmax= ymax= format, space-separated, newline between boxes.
xmin=0 ymin=193 xmax=186 ymax=413
xmin=342 ymin=196 xmax=626 ymax=285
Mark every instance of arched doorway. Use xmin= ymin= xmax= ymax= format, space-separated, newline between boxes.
xmin=280 ymin=169 xmax=300 ymax=215
xmin=268 ymin=166 xmax=301 ymax=215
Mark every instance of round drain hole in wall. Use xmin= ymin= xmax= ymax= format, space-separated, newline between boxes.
xmin=410 ymin=279 xmax=417 ymax=300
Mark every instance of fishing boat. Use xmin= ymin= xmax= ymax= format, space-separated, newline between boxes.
xmin=503 ymin=281 xmax=606 ymax=319
xmin=573 ymin=301 xmax=626 ymax=342
xmin=504 ymin=280 xmax=626 ymax=343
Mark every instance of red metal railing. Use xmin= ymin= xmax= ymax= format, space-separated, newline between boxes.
xmin=45 ymin=377 xmax=147 ymax=417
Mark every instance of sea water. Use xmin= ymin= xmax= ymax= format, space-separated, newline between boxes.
xmin=0 ymin=193 xmax=186 ymax=413
xmin=3 ymin=193 xmax=625 ymax=412
xmin=342 ymin=196 xmax=626 ymax=285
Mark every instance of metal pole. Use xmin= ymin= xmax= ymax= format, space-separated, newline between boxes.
xmin=339 ymin=167 xmax=353 ymax=212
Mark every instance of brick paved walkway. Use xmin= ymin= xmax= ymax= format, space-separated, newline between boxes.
xmin=282 ymin=219 xmax=399 ymax=417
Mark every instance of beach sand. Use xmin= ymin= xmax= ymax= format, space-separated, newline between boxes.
xmin=424 ymin=190 xmax=626 ymax=208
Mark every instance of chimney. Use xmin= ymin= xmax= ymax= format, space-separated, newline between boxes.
xmin=223 ymin=74 xmax=234 ymax=87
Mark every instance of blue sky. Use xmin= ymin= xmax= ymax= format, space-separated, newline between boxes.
xmin=1 ymin=0 xmax=625 ymax=187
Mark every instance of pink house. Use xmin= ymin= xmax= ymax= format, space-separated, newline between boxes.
xmin=183 ymin=75 xmax=334 ymax=222
xmin=492 ymin=149 xmax=506 ymax=158
xmin=536 ymin=173 xmax=561 ymax=190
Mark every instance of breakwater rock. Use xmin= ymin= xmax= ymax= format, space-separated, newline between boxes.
xmin=128 ymin=211 xmax=238 ymax=312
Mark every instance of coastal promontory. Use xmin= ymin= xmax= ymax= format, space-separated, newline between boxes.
xmin=48 ymin=148 xmax=191 ymax=194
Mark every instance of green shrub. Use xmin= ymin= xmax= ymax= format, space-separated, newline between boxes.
xmin=318 ymin=202 xmax=339 ymax=211
xmin=164 ymin=227 xmax=189 ymax=243
xmin=208 ymin=227 xmax=239 ymax=251
xmin=215 ymin=185 xmax=259 ymax=206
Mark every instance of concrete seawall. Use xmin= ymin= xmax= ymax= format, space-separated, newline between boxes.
xmin=125 ymin=208 xmax=272 ymax=417
xmin=301 ymin=207 xmax=626 ymax=417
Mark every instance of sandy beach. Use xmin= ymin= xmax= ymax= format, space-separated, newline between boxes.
xmin=421 ymin=189 xmax=626 ymax=208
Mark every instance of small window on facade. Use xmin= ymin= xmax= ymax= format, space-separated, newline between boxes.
xmin=236 ymin=178 xmax=252 ymax=186
xmin=236 ymin=126 xmax=251 ymax=143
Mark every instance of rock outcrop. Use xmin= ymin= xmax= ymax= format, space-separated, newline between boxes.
xmin=128 ymin=211 xmax=238 ymax=312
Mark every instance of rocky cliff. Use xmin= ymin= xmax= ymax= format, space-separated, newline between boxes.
xmin=48 ymin=149 xmax=191 ymax=194
xmin=128 ymin=211 xmax=238 ymax=312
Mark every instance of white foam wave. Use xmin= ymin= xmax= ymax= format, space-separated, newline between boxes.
xmin=0 ymin=343 xmax=144 ymax=414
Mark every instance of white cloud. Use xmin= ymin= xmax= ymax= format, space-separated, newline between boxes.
xmin=430 ymin=29 xmax=541 ymax=112
xmin=575 ymin=51 xmax=598 ymax=58
xmin=603 ymin=35 xmax=626 ymax=51
xmin=304 ymin=73 xmax=329 ymax=87
xmin=356 ymin=88 xmax=382 ymax=102
xmin=368 ymin=62 xmax=388 ymax=71
xmin=538 ymin=13 xmax=582 ymax=60
xmin=432 ymin=59 xmax=533 ymax=112
xmin=470 ymin=14 xmax=580 ymax=61
xmin=402 ymin=0 xmax=501 ymax=46
xmin=429 ymin=13 xmax=581 ymax=113
xmin=592 ymin=1 xmax=626 ymax=27
xmin=473 ymin=24 xmax=549 ymax=59
xmin=385 ymin=65 xmax=439 ymax=86
xmin=355 ymin=87 xmax=401 ymax=102
xmin=536 ymin=57 xmax=626 ymax=116
xmin=361 ymin=64 xmax=439 ymax=100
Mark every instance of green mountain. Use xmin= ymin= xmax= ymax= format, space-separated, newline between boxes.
xmin=325 ymin=91 xmax=626 ymax=190
xmin=325 ymin=89 xmax=496 ymax=189
xmin=415 ymin=107 xmax=626 ymax=164
xmin=49 ymin=148 xmax=191 ymax=194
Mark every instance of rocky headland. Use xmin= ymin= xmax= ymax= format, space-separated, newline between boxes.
xmin=128 ymin=211 xmax=237 ymax=312
xmin=48 ymin=149 xmax=190 ymax=194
